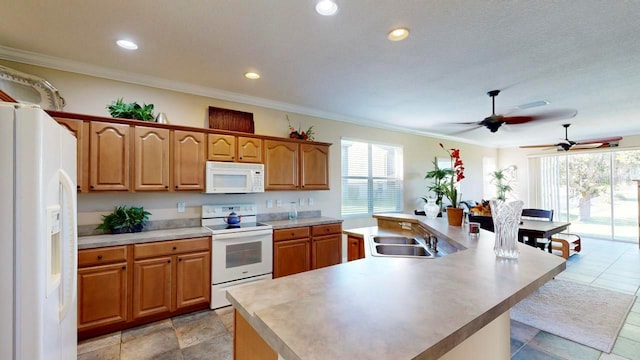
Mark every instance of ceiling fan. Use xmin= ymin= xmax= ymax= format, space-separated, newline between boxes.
xmin=520 ymin=124 xmax=623 ymax=151
xmin=452 ymin=90 xmax=578 ymax=133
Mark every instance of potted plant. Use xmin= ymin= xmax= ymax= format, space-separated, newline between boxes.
xmin=106 ymin=98 xmax=155 ymax=121
xmin=96 ymin=205 xmax=151 ymax=234
xmin=422 ymin=159 xmax=453 ymax=217
xmin=490 ymin=165 xmax=517 ymax=201
xmin=439 ymin=143 xmax=465 ymax=226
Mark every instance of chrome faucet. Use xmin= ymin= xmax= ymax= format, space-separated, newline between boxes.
xmin=427 ymin=235 xmax=438 ymax=253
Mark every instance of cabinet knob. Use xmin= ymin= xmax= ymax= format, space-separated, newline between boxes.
xmin=232 ymin=156 xmax=235 ymax=159
xmin=165 ymin=185 xmax=169 ymax=189
xmin=77 ymin=185 xmax=81 ymax=190
xmin=239 ymin=157 xmax=243 ymax=160
xmin=90 ymin=185 xmax=95 ymax=189
xmin=122 ymin=266 xmax=126 ymax=270
xmin=173 ymin=246 xmax=177 ymax=250
xmin=97 ymin=255 xmax=102 ymax=260
xmin=178 ymin=258 xmax=182 ymax=262
xmin=175 ymin=185 xmax=179 ymax=189
xmin=167 ymin=259 xmax=171 ymax=263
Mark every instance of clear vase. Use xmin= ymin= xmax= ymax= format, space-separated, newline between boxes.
xmin=490 ymin=199 xmax=524 ymax=259
xmin=424 ymin=198 xmax=440 ymax=219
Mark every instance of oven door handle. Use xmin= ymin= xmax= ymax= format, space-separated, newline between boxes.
xmin=212 ymin=228 xmax=274 ymax=240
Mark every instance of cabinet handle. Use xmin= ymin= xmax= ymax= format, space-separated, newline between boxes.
xmin=97 ymin=255 xmax=102 ymax=260
xmin=239 ymin=157 xmax=243 ymax=160
xmin=175 ymin=185 xmax=178 ymax=189
xmin=77 ymin=185 xmax=81 ymax=190
xmin=178 ymin=258 xmax=182 ymax=262
xmin=173 ymin=246 xmax=177 ymax=250
xmin=165 ymin=185 xmax=169 ymax=189
xmin=232 ymin=156 xmax=234 ymax=159
xmin=122 ymin=266 xmax=126 ymax=270
xmin=90 ymin=185 xmax=95 ymax=189
xmin=167 ymin=259 xmax=171 ymax=263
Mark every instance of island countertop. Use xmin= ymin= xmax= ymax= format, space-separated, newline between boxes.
xmin=227 ymin=214 xmax=566 ymax=360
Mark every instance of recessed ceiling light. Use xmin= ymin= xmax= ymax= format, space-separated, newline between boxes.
xmin=315 ymin=0 xmax=338 ymax=16
xmin=116 ymin=39 xmax=138 ymax=50
xmin=387 ymin=27 xmax=409 ymax=41
xmin=244 ymin=72 xmax=260 ymax=80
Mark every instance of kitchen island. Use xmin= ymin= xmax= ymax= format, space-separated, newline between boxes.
xmin=227 ymin=213 xmax=566 ymax=359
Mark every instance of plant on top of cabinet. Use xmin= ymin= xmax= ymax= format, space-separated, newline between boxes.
xmin=97 ymin=205 xmax=151 ymax=234
xmin=106 ymin=98 xmax=155 ymax=121
xmin=286 ymin=114 xmax=314 ymax=141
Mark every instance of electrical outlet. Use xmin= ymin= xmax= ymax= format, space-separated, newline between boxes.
xmin=276 ymin=200 xmax=282 ymax=208
xmin=308 ymin=197 xmax=314 ymax=206
xmin=266 ymin=200 xmax=273 ymax=209
xmin=177 ymin=201 xmax=185 ymax=213
xmin=299 ymin=197 xmax=306 ymax=206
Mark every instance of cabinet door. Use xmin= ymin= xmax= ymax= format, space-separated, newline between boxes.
xmin=173 ymin=130 xmax=205 ymax=190
xmin=207 ymin=134 xmax=236 ymax=161
xmin=55 ymin=117 xmax=89 ymax=192
xmin=77 ymin=262 xmax=127 ymax=330
xmin=273 ymin=238 xmax=310 ymax=278
xmin=300 ymin=144 xmax=329 ymax=190
xmin=89 ymin=122 xmax=130 ymax=191
xmin=237 ymin=137 xmax=262 ymax=163
xmin=176 ymin=251 xmax=211 ymax=309
xmin=134 ymin=126 xmax=170 ymax=191
xmin=311 ymin=234 xmax=342 ymax=269
xmin=133 ymin=256 xmax=172 ymax=319
xmin=264 ymin=140 xmax=298 ymax=190
xmin=347 ymin=236 xmax=365 ymax=261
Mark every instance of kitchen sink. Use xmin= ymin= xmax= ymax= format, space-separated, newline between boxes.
xmin=369 ymin=235 xmax=435 ymax=258
xmin=372 ymin=236 xmax=419 ymax=245
xmin=374 ymin=245 xmax=432 ymax=257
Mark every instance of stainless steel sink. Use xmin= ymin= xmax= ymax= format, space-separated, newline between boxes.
xmin=372 ymin=236 xmax=419 ymax=245
xmin=374 ymin=245 xmax=432 ymax=257
xmin=369 ymin=235 xmax=435 ymax=258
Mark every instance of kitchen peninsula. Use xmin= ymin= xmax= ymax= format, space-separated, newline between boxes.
xmin=227 ymin=213 xmax=566 ymax=360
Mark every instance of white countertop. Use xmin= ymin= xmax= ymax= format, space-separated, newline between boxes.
xmin=227 ymin=214 xmax=566 ymax=359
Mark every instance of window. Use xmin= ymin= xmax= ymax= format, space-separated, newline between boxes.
xmin=341 ymin=138 xmax=403 ymax=217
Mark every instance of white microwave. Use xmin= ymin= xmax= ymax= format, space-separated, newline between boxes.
xmin=205 ymin=161 xmax=265 ymax=193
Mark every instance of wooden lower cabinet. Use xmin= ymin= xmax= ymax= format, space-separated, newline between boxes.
xmin=77 ymin=262 xmax=128 ymax=331
xmin=176 ymin=251 xmax=211 ymax=308
xmin=132 ymin=256 xmax=173 ymax=319
xmin=347 ymin=235 xmax=365 ymax=261
xmin=273 ymin=223 xmax=342 ymax=278
xmin=78 ymin=237 xmax=211 ymax=339
xmin=234 ymin=310 xmax=277 ymax=360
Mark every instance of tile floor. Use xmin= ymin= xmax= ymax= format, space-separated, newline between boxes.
xmin=78 ymin=238 xmax=640 ymax=360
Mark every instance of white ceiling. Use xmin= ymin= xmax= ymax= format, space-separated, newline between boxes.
xmin=1 ymin=0 xmax=639 ymax=147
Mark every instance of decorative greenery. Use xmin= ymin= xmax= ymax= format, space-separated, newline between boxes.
xmin=96 ymin=205 xmax=151 ymax=233
xmin=286 ymin=114 xmax=315 ymax=141
xmin=489 ymin=165 xmax=517 ymax=201
xmin=106 ymin=98 xmax=155 ymax=121
xmin=439 ymin=143 xmax=465 ymax=208
xmin=422 ymin=159 xmax=453 ymax=213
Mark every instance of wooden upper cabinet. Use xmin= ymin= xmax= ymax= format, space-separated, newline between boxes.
xmin=300 ymin=144 xmax=330 ymax=190
xmin=264 ymin=140 xmax=299 ymax=190
xmin=134 ymin=126 xmax=170 ymax=191
xmin=89 ymin=122 xmax=130 ymax=191
xmin=54 ymin=117 xmax=89 ymax=192
xmin=207 ymin=134 xmax=236 ymax=162
xmin=237 ymin=137 xmax=262 ymax=163
xmin=172 ymin=130 xmax=205 ymax=190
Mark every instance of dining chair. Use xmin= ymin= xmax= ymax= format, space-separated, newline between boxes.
xmin=521 ymin=208 xmax=554 ymax=252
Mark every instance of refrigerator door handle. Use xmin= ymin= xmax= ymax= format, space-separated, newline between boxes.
xmin=57 ymin=169 xmax=77 ymax=322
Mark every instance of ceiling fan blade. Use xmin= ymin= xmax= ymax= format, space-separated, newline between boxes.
xmin=575 ymin=136 xmax=623 ymax=145
xmin=502 ymin=109 xmax=578 ymax=125
xmin=449 ymin=124 xmax=484 ymax=135
xmin=519 ymin=144 xmax=558 ymax=149
xmin=571 ymin=143 xmax=604 ymax=150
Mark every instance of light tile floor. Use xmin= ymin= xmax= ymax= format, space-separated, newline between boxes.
xmin=511 ymin=238 xmax=640 ymax=360
xmin=78 ymin=238 xmax=640 ymax=359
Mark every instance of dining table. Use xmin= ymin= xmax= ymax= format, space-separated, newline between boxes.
xmin=468 ymin=215 xmax=571 ymax=251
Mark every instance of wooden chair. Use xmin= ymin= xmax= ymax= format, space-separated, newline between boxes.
xmin=551 ymin=233 xmax=582 ymax=259
xmin=521 ymin=208 xmax=554 ymax=252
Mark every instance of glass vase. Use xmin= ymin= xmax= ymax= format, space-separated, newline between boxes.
xmin=490 ymin=199 xmax=524 ymax=259
xmin=424 ymin=198 xmax=440 ymax=219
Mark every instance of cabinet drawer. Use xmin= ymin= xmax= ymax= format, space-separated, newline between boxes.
xmin=79 ymin=246 xmax=128 ymax=267
xmin=134 ymin=237 xmax=210 ymax=259
xmin=311 ymin=223 xmax=342 ymax=236
xmin=273 ymin=227 xmax=310 ymax=242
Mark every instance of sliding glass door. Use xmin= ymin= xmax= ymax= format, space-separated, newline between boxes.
xmin=536 ymin=150 xmax=639 ymax=243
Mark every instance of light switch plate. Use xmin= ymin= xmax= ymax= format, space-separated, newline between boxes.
xmin=266 ymin=200 xmax=273 ymax=208
xmin=308 ymin=197 xmax=314 ymax=206
xmin=299 ymin=197 xmax=306 ymax=206
xmin=177 ymin=201 xmax=185 ymax=213
xmin=276 ymin=200 xmax=282 ymax=208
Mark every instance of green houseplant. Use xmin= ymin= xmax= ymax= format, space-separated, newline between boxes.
xmin=106 ymin=98 xmax=155 ymax=121
xmin=96 ymin=205 xmax=151 ymax=234
xmin=422 ymin=159 xmax=453 ymax=217
xmin=490 ymin=165 xmax=517 ymax=201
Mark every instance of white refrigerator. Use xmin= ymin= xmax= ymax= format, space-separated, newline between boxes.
xmin=0 ymin=102 xmax=78 ymax=360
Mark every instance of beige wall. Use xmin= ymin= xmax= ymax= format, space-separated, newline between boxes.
xmin=2 ymin=59 xmax=497 ymax=229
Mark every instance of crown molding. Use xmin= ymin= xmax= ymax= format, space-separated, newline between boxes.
xmin=0 ymin=45 xmax=489 ymax=147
